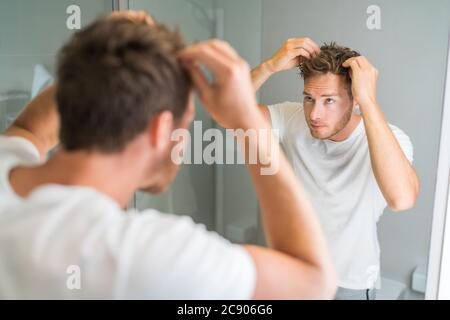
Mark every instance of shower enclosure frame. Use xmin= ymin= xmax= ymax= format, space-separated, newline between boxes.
xmin=426 ymin=30 xmax=450 ymax=300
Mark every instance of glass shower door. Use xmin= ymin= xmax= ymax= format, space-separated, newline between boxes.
xmin=0 ymin=0 xmax=112 ymax=131
xmin=128 ymin=0 xmax=218 ymax=231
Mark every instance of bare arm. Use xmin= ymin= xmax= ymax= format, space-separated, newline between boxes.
xmin=251 ymin=37 xmax=320 ymax=92
xmin=3 ymin=85 xmax=59 ymax=160
xmin=241 ymin=116 xmax=335 ymax=299
xmin=343 ymin=56 xmax=419 ymax=211
xmin=179 ymin=40 xmax=336 ymax=299
xmin=251 ymin=62 xmax=274 ymax=93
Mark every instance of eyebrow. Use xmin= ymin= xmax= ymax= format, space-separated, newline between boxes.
xmin=303 ymin=91 xmax=339 ymax=97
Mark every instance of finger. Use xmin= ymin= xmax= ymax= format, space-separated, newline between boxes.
xmin=207 ymin=41 xmax=244 ymax=71
xmin=303 ymin=38 xmax=321 ymax=55
xmin=358 ymin=56 xmax=373 ymax=69
xmin=358 ymin=56 xmax=379 ymax=76
xmin=342 ymin=57 xmax=353 ymax=67
xmin=287 ymin=38 xmax=319 ymax=56
xmin=342 ymin=57 xmax=360 ymax=69
xmin=350 ymin=60 xmax=361 ymax=70
xmin=109 ymin=10 xmax=154 ymax=25
xmin=295 ymin=47 xmax=312 ymax=59
xmin=185 ymin=63 xmax=210 ymax=100
xmin=209 ymin=39 xmax=240 ymax=61
xmin=342 ymin=60 xmax=359 ymax=79
xmin=298 ymin=42 xmax=316 ymax=57
xmin=178 ymin=43 xmax=235 ymax=79
xmin=287 ymin=39 xmax=314 ymax=56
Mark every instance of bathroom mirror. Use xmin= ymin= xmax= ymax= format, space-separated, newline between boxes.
xmin=1 ymin=0 xmax=450 ymax=300
xmin=122 ymin=0 xmax=450 ymax=300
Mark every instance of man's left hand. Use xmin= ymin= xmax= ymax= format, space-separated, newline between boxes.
xmin=342 ymin=56 xmax=379 ymax=107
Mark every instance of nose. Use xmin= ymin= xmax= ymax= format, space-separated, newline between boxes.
xmin=309 ymin=103 xmax=324 ymax=122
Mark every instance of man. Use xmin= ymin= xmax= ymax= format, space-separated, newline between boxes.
xmin=251 ymin=39 xmax=419 ymax=299
xmin=0 ymin=12 xmax=336 ymax=299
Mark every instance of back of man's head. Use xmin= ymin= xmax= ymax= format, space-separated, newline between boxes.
xmin=299 ymin=42 xmax=360 ymax=96
xmin=56 ymin=14 xmax=192 ymax=153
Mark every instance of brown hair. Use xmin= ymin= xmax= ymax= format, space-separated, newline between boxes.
xmin=56 ymin=15 xmax=192 ymax=152
xmin=299 ymin=42 xmax=360 ymax=95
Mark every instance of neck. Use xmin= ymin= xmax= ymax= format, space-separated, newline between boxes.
xmin=329 ymin=112 xmax=362 ymax=142
xmin=16 ymin=148 xmax=149 ymax=209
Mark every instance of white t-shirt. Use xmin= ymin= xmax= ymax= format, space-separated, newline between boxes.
xmin=268 ymin=101 xmax=413 ymax=290
xmin=0 ymin=136 xmax=256 ymax=299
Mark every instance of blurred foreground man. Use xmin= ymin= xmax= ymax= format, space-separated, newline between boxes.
xmin=0 ymin=12 xmax=335 ymax=299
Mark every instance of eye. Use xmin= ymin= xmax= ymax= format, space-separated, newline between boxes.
xmin=304 ymin=96 xmax=313 ymax=103
xmin=325 ymin=98 xmax=335 ymax=104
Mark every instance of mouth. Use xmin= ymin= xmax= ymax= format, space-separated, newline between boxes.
xmin=310 ymin=123 xmax=326 ymax=129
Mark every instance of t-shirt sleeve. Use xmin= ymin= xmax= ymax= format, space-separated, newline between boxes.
xmin=390 ymin=125 xmax=414 ymax=164
xmin=373 ymin=125 xmax=414 ymax=216
xmin=120 ymin=210 xmax=257 ymax=299
xmin=0 ymin=135 xmax=41 ymax=196
xmin=267 ymin=101 xmax=302 ymax=143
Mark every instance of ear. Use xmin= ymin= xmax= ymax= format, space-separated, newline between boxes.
xmin=148 ymin=111 xmax=175 ymax=152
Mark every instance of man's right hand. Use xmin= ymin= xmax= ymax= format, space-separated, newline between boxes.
xmin=251 ymin=37 xmax=320 ymax=92
xmin=178 ymin=40 xmax=263 ymax=130
xmin=265 ymin=37 xmax=320 ymax=73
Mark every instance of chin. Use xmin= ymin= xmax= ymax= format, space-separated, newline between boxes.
xmin=139 ymin=183 xmax=169 ymax=194
xmin=309 ymin=129 xmax=332 ymax=140
xmin=139 ymin=162 xmax=179 ymax=195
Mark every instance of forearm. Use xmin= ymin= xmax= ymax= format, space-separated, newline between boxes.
xmin=238 ymin=114 xmax=332 ymax=271
xmin=251 ymin=61 xmax=274 ymax=93
xmin=361 ymin=100 xmax=419 ymax=211
xmin=4 ymin=85 xmax=59 ymax=159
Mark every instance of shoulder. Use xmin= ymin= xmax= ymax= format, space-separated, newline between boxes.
xmin=114 ymin=209 xmax=256 ymax=298
xmin=0 ymin=135 xmax=41 ymax=162
xmin=0 ymin=135 xmax=41 ymax=196
xmin=388 ymin=124 xmax=412 ymax=144
xmin=267 ymin=101 xmax=303 ymax=114
xmin=266 ymin=101 xmax=305 ymax=128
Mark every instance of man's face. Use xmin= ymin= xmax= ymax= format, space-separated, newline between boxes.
xmin=303 ymin=73 xmax=354 ymax=140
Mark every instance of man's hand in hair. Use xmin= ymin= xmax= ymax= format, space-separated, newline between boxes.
xmin=342 ymin=56 xmax=379 ymax=107
xmin=343 ymin=56 xmax=419 ymax=212
xmin=109 ymin=10 xmax=154 ymax=25
xmin=251 ymin=37 xmax=320 ymax=92
xmin=265 ymin=37 xmax=321 ymax=73
xmin=178 ymin=40 xmax=263 ymax=130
